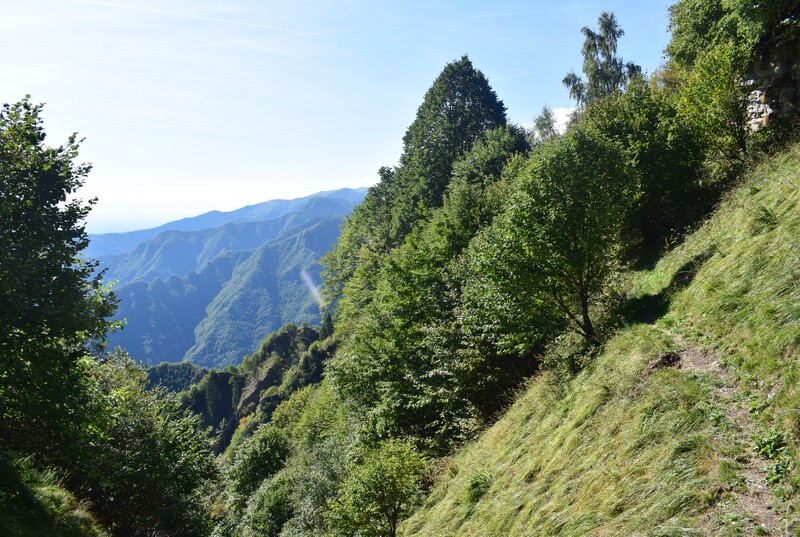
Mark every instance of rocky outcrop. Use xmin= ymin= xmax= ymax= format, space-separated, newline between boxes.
xmin=748 ymin=37 xmax=800 ymax=129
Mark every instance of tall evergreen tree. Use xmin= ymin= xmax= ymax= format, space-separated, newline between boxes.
xmin=322 ymin=56 xmax=506 ymax=309
xmin=393 ymin=55 xmax=507 ymax=237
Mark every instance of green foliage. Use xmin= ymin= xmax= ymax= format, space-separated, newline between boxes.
xmin=183 ymin=370 xmax=243 ymax=436
xmin=226 ymin=380 xmax=353 ymax=536
xmin=146 ymin=361 xmax=208 ymax=392
xmin=241 ymin=470 xmax=295 ymax=537
xmin=239 ymin=323 xmax=319 ymax=377
xmin=664 ymin=0 xmax=800 ymax=177
xmin=753 ymin=429 xmax=787 ymax=460
xmin=485 ymin=125 xmax=636 ymax=343
xmin=329 ymin=126 xmax=529 ymax=450
xmin=392 ymin=55 xmax=508 ymax=238
xmin=320 ymin=311 xmax=334 ymax=340
xmin=0 ymin=97 xmax=221 ymax=536
xmin=583 ymin=76 xmax=707 ymax=250
xmin=667 ymin=0 xmax=731 ymax=67
xmin=227 ymin=425 xmax=290 ymax=511
xmin=666 ymin=0 xmax=768 ymax=69
xmin=183 ymin=322 xmax=335 ymax=459
xmin=0 ymin=97 xmax=117 ymax=463
xmin=73 ymin=354 xmax=217 ymax=537
xmin=327 ymin=438 xmax=427 ymax=537
xmin=679 ymin=41 xmax=752 ymax=170
xmin=563 ymin=12 xmax=641 ymax=105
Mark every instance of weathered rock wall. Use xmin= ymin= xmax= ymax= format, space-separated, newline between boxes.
xmin=748 ymin=37 xmax=800 ymax=129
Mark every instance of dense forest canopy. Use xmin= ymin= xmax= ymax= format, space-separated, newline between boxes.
xmin=2 ymin=0 xmax=800 ymax=535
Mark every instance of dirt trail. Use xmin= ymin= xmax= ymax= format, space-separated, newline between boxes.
xmin=671 ymin=339 xmax=787 ymax=535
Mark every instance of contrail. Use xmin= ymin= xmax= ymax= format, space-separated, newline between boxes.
xmin=300 ymin=268 xmax=322 ymax=306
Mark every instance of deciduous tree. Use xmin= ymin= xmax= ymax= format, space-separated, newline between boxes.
xmin=563 ymin=12 xmax=641 ymax=105
xmin=327 ymin=439 xmax=427 ymax=537
xmin=492 ymin=125 xmax=636 ymax=344
xmin=0 ymin=97 xmax=117 ymax=461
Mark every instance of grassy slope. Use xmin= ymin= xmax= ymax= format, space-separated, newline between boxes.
xmin=0 ymin=457 xmax=108 ymax=537
xmin=403 ymin=144 xmax=800 ymax=536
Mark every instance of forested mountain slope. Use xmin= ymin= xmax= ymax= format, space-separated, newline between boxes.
xmin=4 ymin=1 xmax=799 ymax=536
xmin=91 ymin=189 xmax=364 ymax=367
xmin=86 ymin=187 xmax=367 ymax=258
xmin=108 ymin=215 xmax=344 ymax=367
xmin=403 ymin=141 xmax=800 ymax=536
xmin=97 ymin=196 xmax=362 ymax=284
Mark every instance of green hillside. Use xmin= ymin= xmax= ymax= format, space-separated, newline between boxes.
xmin=403 ymin=144 xmax=800 ymax=536
xmin=3 ymin=1 xmax=799 ymax=536
xmin=108 ymin=215 xmax=344 ymax=367
xmin=85 ymin=188 xmax=367 ymax=258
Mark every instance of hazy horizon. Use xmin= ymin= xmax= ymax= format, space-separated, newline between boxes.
xmin=2 ymin=0 xmax=672 ymax=233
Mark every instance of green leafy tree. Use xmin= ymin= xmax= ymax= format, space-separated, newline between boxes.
xmin=322 ymin=56 xmax=506 ymax=314
xmin=242 ymin=470 xmax=295 ymax=537
xmin=492 ymin=125 xmax=636 ymax=344
xmin=563 ymin=12 xmax=641 ymax=105
xmin=665 ymin=0 xmax=800 ymax=173
xmin=531 ymin=105 xmax=559 ymax=144
xmin=0 ymin=97 xmax=117 ymax=461
xmin=664 ymin=0 xmax=793 ymax=69
xmin=327 ymin=439 xmax=427 ymax=537
xmin=227 ymin=424 xmax=290 ymax=511
xmin=320 ymin=311 xmax=334 ymax=340
xmin=269 ymin=381 xmax=352 ymax=536
xmin=395 ymin=55 xmax=507 ymax=227
xmin=584 ymin=76 xmax=707 ymax=251
xmin=677 ymin=38 xmax=753 ymax=172
xmin=74 ymin=354 xmax=217 ymax=537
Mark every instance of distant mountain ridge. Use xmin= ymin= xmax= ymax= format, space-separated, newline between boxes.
xmin=86 ymin=187 xmax=368 ymax=258
xmin=94 ymin=187 xmax=367 ymax=367
xmin=97 ymin=196 xmax=359 ymax=284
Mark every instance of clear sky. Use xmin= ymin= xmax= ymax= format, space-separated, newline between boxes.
xmin=1 ymin=0 xmax=673 ymax=232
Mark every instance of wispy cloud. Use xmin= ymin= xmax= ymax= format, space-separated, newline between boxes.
xmin=492 ymin=69 xmax=544 ymax=82
xmin=70 ymin=0 xmax=302 ymax=33
xmin=12 ymin=32 xmax=314 ymax=73
xmin=461 ymin=4 xmax=592 ymax=20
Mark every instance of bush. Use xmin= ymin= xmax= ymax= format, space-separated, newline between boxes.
xmin=227 ymin=425 xmax=289 ymax=510
xmin=242 ymin=470 xmax=294 ymax=537
xmin=327 ymin=438 xmax=427 ymax=537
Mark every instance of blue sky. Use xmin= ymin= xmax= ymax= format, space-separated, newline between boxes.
xmin=1 ymin=0 xmax=673 ymax=232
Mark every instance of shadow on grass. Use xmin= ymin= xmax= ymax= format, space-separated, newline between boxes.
xmin=623 ymin=249 xmax=714 ymax=325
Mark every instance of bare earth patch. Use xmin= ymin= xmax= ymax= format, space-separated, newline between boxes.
xmin=676 ymin=344 xmax=786 ymax=535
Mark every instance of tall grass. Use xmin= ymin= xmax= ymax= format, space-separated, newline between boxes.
xmin=403 ymin=143 xmax=800 ymax=535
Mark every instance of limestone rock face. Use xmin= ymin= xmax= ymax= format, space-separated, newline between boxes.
xmin=749 ymin=38 xmax=800 ymax=129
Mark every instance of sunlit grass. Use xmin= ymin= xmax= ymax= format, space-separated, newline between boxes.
xmin=403 ymin=143 xmax=800 ymax=535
